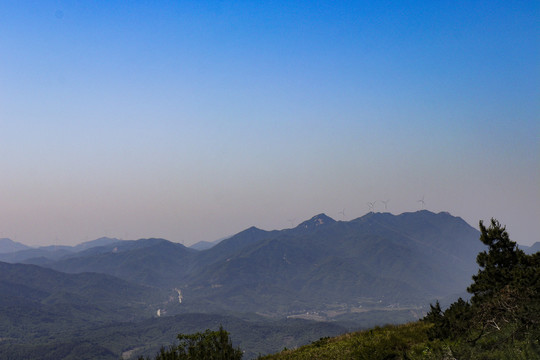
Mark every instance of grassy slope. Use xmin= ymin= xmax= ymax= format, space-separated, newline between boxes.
xmin=260 ymin=320 xmax=540 ymax=360
xmin=260 ymin=322 xmax=435 ymax=360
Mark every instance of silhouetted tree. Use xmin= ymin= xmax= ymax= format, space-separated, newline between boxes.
xmin=468 ymin=219 xmax=525 ymax=304
xmin=424 ymin=218 xmax=540 ymax=356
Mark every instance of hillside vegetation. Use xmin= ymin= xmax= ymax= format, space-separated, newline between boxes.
xmin=261 ymin=322 xmax=432 ymax=360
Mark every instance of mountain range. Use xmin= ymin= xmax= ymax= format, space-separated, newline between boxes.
xmin=3 ymin=210 xmax=486 ymax=317
xmin=2 ymin=210 xmax=521 ymax=359
xmin=0 ymin=237 xmax=32 ymax=253
xmin=0 ymin=237 xmax=122 ymax=264
xmin=181 ymin=211 xmax=485 ymax=314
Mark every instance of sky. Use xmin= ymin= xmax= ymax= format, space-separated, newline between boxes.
xmin=0 ymin=1 xmax=538 ymax=247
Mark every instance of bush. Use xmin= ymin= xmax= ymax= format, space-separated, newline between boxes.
xmin=139 ymin=325 xmax=243 ymax=360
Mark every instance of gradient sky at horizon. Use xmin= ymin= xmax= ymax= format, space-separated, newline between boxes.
xmin=1 ymin=1 xmax=538 ymax=247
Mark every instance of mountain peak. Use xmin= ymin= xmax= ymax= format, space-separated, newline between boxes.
xmin=0 ymin=238 xmax=32 ymax=254
xmin=296 ymin=213 xmax=336 ymax=229
xmin=73 ymin=237 xmax=121 ymax=252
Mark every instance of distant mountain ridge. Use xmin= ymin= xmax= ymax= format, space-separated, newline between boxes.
xmin=522 ymin=241 xmax=540 ymax=255
xmin=0 ymin=237 xmax=123 ymax=263
xmin=72 ymin=236 xmax=121 ymax=251
xmin=31 ymin=210 xmax=486 ymax=317
xmin=0 ymin=238 xmax=32 ymax=254
xmin=189 ymin=237 xmax=227 ymax=251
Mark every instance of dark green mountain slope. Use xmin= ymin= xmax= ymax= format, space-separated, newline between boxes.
xmin=0 ymin=261 xmax=167 ymax=342
xmin=0 ymin=261 xmax=349 ymax=360
xmin=0 ymin=311 xmax=348 ymax=360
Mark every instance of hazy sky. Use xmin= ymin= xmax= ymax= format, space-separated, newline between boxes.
xmin=1 ymin=1 xmax=538 ymax=247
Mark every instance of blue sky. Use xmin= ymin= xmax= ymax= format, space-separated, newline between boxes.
xmin=1 ymin=1 xmax=538 ymax=246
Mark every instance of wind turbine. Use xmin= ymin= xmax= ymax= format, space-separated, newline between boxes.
xmin=367 ymin=201 xmax=376 ymax=213
xmin=381 ymin=199 xmax=390 ymax=211
xmin=338 ymin=208 xmax=346 ymax=220
xmin=418 ymin=195 xmax=425 ymax=210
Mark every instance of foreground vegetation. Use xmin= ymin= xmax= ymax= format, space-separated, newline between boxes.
xmin=261 ymin=322 xmax=434 ymax=360
xmin=138 ymin=326 xmax=243 ymax=360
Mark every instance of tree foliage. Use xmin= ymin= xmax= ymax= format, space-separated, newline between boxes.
xmin=424 ymin=218 xmax=540 ymax=358
xmin=139 ymin=325 xmax=243 ymax=360
xmin=468 ymin=219 xmax=525 ymax=303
